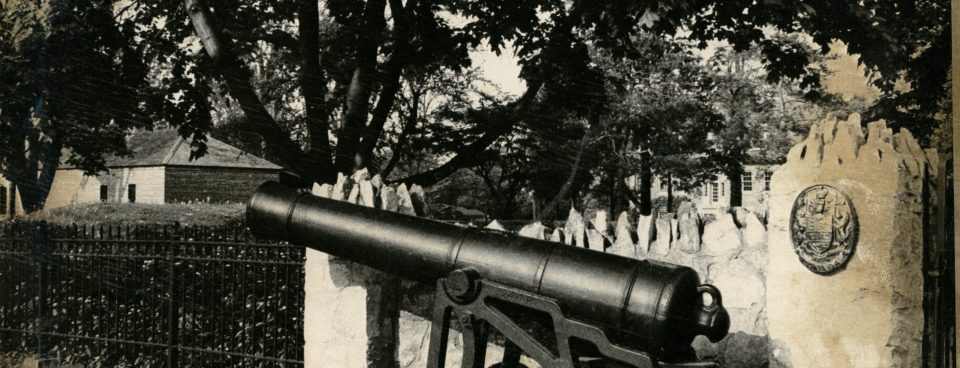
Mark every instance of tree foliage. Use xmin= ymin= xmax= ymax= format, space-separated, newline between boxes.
xmin=0 ymin=0 xmax=949 ymax=214
xmin=0 ymin=0 xmax=151 ymax=211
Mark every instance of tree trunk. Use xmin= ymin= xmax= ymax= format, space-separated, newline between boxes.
xmin=538 ymin=125 xmax=591 ymax=221
xmin=727 ymin=166 xmax=744 ymax=208
xmin=297 ymin=0 xmax=334 ymax=176
xmin=9 ymin=147 xmax=61 ymax=213
xmin=620 ymin=180 xmax=641 ymax=208
xmin=639 ymin=151 xmax=652 ymax=216
xmin=610 ymin=128 xmax=631 ymax=215
xmin=335 ymin=0 xmax=387 ymax=174
xmin=8 ymin=184 xmax=16 ymax=215
xmin=358 ymin=0 xmax=416 ymax=165
xmin=2 ymin=96 xmax=62 ymax=214
xmin=17 ymin=145 xmax=60 ymax=213
xmin=609 ymin=178 xmax=618 ymax=216
xmin=184 ymin=0 xmax=314 ymax=179
xmin=666 ymin=174 xmax=673 ymax=212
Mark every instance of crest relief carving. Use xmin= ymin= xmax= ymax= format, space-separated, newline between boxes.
xmin=789 ymin=185 xmax=859 ymax=275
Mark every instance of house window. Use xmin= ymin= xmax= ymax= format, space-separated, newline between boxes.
xmin=100 ymin=185 xmax=108 ymax=202
xmin=711 ymin=182 xmax=719 ymax=203
xmin=742 ymin=172 xmax=753 ymax=192
xmin=0 ymin=185 xmax=6 ymax=215
xmin=764 ymin=171 xmax=772 ymax=191
xmin=128 ymin=184 xmax=136 ymax=203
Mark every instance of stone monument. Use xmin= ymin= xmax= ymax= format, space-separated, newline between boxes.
xmin=766 ymin=114 xmax=929 ymax=367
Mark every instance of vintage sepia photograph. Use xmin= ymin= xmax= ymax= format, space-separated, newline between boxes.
xmin=0 ymin=0 xmax=955 ymax=367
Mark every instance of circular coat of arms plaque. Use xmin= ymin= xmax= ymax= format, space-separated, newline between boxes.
xmin=789 ymin=184 xmax=859 ymax=275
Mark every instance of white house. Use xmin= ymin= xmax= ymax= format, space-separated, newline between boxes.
xmin=628 ymin=164 xmax=778 ymax=219
xmin=685 ymin=165 xmax=776 ymax=218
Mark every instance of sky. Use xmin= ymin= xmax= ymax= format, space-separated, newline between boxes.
xmin=470 ymin=46 xmax=526 ymax=96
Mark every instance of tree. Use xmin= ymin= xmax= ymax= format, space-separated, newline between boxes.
xmin=861 ymin=0 xmax=951 ymax=148
xmin=707 ymin=35 xmax=833 ymax=207
xmin=175 ymin=0 xmax=946 ymax=189
xmin=2 ymin=0 xmax=949 ymax=214
xmin=379 ymin=67 xmax=508 ymax=181
xmin=178 ymin=0 xmax=544 ymax=183
xmin=0 ymin=0 xmax=151 ymax=212
xmin=594 ymin=35 xmax=725 ymax=215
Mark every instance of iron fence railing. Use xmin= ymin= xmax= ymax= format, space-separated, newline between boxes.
xmin=0 ymin=222 xmax=305 ymax=367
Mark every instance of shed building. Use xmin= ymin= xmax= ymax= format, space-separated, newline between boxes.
xmin=45 ymin=130 xmax=281 ymax=209
xmin=0 ymin=176 xmax=24 ymax=219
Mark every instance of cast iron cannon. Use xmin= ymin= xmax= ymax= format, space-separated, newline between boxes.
xmin=246 ymin=182 xmax=728 ymax=368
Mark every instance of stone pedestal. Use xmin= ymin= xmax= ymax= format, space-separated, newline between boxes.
xmin=766 ymin=115 xmax=927 ymax=368
xmin=676 ymin=202 xmax=701 ymax=253
xmin=651 ymin=217 xmax=672 ymax=255
xmin=636 ymin=212 xmax=656 ymax=253
xmin=609 ymin=212 xmax=638 ymax=257
xmin=303 ymin=252 xmax=373 ymax=368
xmin=305 ymin=179 xmax=401 ymax=368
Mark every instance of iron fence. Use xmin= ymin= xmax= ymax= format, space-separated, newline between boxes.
xmin=0 ymin=222 xmax=305 ymax=367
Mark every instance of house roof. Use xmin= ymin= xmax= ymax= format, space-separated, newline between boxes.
xmin=62 ymin=130 xmax=281 ymax=170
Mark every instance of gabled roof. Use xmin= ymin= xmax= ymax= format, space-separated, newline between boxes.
xmin=63 ymin=130 xmax=281 ymax=170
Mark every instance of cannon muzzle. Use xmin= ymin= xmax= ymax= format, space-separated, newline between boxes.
xmin=246 ymin=182 xmax=729 ymax=358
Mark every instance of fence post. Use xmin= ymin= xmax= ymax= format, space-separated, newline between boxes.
xmin=167 ymin=225 xmax=180 ymax=368
xmin=30 ymin=221 xmax=53 ymax=366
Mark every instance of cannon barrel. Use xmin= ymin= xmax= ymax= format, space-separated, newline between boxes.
xmin=246 ymin=182 xmax=728 ymax=354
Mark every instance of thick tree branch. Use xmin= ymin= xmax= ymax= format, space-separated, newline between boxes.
xmin=298 ymin=0 xmax=334 ymax=178
xmin=6 ymin=104 xmax=62 ymax=212
xmin=27 ymin=137 xmax=61 ymax=212
xmin=357 ymin=0 xmax=415 ymax=163
xmin=184 ymin=0 xmax=308 ymax=177
xmin=335 ymin=0 xmax=387 ymax=174
xmin=390 ymin=81 xmax=543 ymax=187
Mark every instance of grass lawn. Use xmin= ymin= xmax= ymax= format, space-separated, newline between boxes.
xmin=20 ymin=202 xmax=245 ymax=226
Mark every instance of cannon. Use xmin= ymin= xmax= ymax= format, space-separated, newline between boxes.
xmin=246 ymin=182 xmax=729 ymax=368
